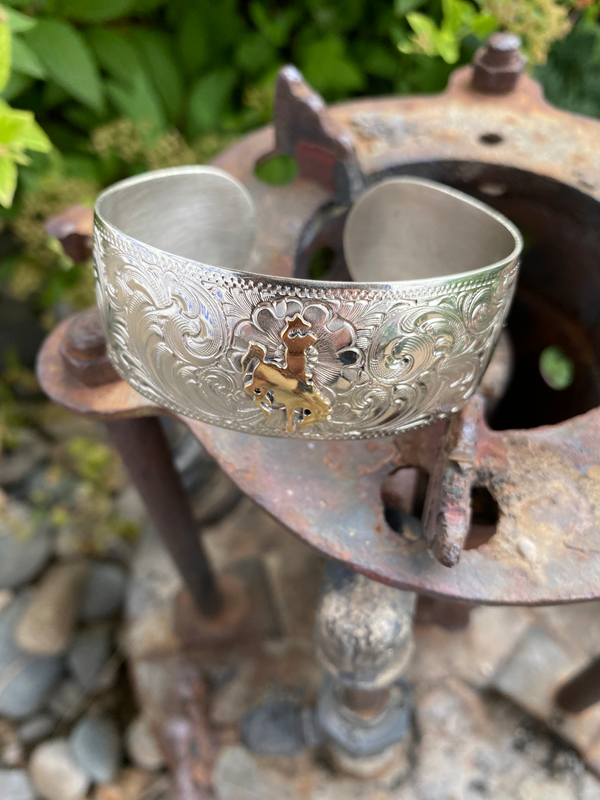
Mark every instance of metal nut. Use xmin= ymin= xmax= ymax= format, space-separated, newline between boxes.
xmin=472 ymin=32 xmax=527 ymax=95
xmin=59 ymin=307 xmax=120 ymax=387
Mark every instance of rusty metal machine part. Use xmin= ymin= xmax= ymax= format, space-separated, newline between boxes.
xmin=38 ymin=47 xmax=600 ymax=606
xmin=59 ymin=306 xmax=120 ymax=387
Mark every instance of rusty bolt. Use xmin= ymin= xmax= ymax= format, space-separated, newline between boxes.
xmin=472 ymin=32 xmax=527 ymax=95
xmin=45 ymin=205 xmax=94 ymax=263
xmin=59 ymin=307 xmax=120 ymax=387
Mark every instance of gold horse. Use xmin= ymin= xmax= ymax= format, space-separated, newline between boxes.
xmin=241 ymin=314 xmax=331 ymax=432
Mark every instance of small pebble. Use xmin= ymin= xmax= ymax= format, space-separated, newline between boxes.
xmin=125 ymin=716 xmax=164 ymax=771
xmin=241 ymin=700 xmax=305 ymax=756
xmin=80 ymin=563 xmax=127 ymax=623
xmin=15 ymin=560 xmax=88 ymax=656
xmin=70 ymin=716 xmax=122 ymax=784
xmin=29 ymin=738 xmax=90 ymax=800
xmin=214 ymin=746 xmax=276 ymax=800
xmin=67 ymin=625 xmax=112 ymax=692
xmin=0 ymin=505 xmax=52 ymax=590
xmin=18 ymin=714 xmax=56 ymax=744
xmin=0 ymin=592 xmax=64 ymax=719
xmin=94 ymin=768 xmax=157 ymax=800
xmin=0 ymin=430 xmax=49 ymax=488
xmin=0 ymin=768 xmax=35 ymax=800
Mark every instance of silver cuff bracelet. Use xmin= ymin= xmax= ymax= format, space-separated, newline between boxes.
xmin=93 ymin=166 xmax=522 ymax=439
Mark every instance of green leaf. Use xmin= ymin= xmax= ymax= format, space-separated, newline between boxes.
xmin=249 ymin=2 xmax=300 ymax=47
xmin=187 ymin=69 xmax=236 ymax=138
xmin=307 ymin=0 xmax=364 ymax=34
xmin=22 ymin=19 xmax=104 ymax=112
xmin=4 ymin=6 xmax=35 ymax=32
xmin=2 ymin=0 xmax=38 ymax=7
xmin=1 ymin=70 xmax=31 ymax=100
xmin=51 ymin=0 xmax=135 ymax=23
xmin=299 ymin=35 xmax=365 ymax=96
xmin=394 ymin=0 xmax=426 ymax=15
xmin=19 ymin=116 xmax=51 ymax=152
xmin=86 ymin=26 xmax=141 ymax=84
xmin=0 ymin=155 xmax=17 ymax=206
xmin=128 ymin=0 xmax=166 ymax=12
xmin=235 ymin=31 xmax=277 ymax=75
xmin=405 ymin=12 xmax=438 ymax=54
xmin=177 ymin=6 xmax=211 ymax=76
xmin=42 ymin=79 xmax=70 ymax=108
xmin=128 ymin=28 xmax=183 ymax=123
xmin=106 ymin=69 xmax=166 ymax=134
xmin=0 ymin=104 xmax=28 ymax=144
xmin=0 ymin=102 xmax=51 ymax=154
xmin=442 ymin=0 xmax=469 ymax=36
xmin=11 ymin=36 xmax=45 ymax=78
xmin=360 ymin=42 xmax=398 ymax=79
xmin=0 ymin=11 xmax=11 ymax=94
xmin=470 ymin=15 xmax=497 ymax=39
xmin=436 ymin=29 xmax=460 ymax=63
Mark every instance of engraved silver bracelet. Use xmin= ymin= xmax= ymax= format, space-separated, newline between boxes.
xmin=93 ymin=166 xmax=523 ymax=439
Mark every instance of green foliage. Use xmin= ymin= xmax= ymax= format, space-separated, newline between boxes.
xmin=399 ymin=0 xmax=496 ymax=64
xmin=482 ymin=0 xmax=572 ymax=65
xmin=22 ymin=19 xmax=105 ymax=112
xmin=536 ymin=13 xmax=600 ymax=118
xmin=0 ymin=5 xmax=50 ymax=207
xmin=255 ymin=154 xmax=298 ymax=185
xmin=539 ymin=345 xmax=575 ymax=391
xmin=0 ymin=0 xmax=591 ymax=315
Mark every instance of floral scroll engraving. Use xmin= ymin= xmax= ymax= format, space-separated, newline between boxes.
xmin=94 ymin=219 xmax=518 ymax=439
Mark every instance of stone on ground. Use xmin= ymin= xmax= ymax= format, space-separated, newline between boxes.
xmin=15 ymin=560 xmax=88 ymax=656
xmin=69 ymin=716 xmax=122 ymax=784
xmin=0 ymin=592 xmax=64 ymax=719
xmin=0 ymin=768 xmax=35 ymax=800
xmin=124 ymin=716 xmax=164 ymax=771
xmin=67 ymin=625 xmax=112 ymax=692
xmin=0 ymin=503 xmax=52 ymax=591
xmin=29 ymin=738 xmax=90 ymax=800
xmin=79 ymin=563 xmax=127 ymax=623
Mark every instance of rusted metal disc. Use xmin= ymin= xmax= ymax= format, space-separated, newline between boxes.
xmin=37 ymin=66 xmax=600 ymax=605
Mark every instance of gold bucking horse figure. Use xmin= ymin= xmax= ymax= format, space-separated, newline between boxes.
xmin=241 ymin=314 xmax=331 ymax=432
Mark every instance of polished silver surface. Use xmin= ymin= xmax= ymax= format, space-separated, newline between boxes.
xmin=94 ymin=166 xmax=522 ymax=439
xmin=344 ymin=177 xmax=519 ymax=283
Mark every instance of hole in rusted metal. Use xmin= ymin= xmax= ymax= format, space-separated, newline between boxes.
xmin=539 ymin=345 xmax=575 ymax=391
xmin=464 ymin=486 xmax=499 ymax=550
xmin=255 ymin=153 xmax=298 ymax=185
xmin=309 ymin=245 xmax=335 ymax=280
xmin=297 ymin=160 xmax=600 ymax=430
xmin=381 ymin=466 xmax=428 ymax=540
xmin=479 ymin=132 xmax=504 ymax=146
xmin=295 ymin=202 xmax=350 ymax=281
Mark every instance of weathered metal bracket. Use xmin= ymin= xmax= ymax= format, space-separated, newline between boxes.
xmin=274 ymin=64 xmax=366 ymax=203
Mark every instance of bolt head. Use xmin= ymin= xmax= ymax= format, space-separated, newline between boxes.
xmin=472 ymin=32 xmax=527 ymax=95
xmin=60 ymin=308 xmax=120 ymax=387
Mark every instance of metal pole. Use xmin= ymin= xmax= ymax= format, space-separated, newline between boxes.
xmin=106 ymin=416 xmax=223 ymax=618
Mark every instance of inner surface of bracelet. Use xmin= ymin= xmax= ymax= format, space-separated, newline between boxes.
xmin=96 ymin=166 xmax=256 ymax=272
xmin=97 ymin=167 xmax=520 ymax=286
xmin=344 ymin=177 xmax=521 ymax=283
